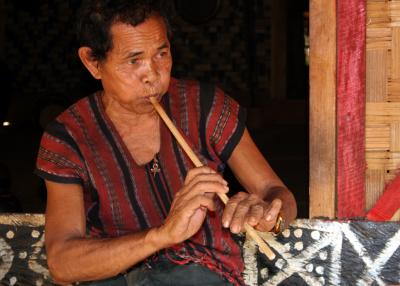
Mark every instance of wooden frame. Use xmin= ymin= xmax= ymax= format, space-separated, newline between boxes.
xmin=309 ymin=0 xmax=336 ymax=218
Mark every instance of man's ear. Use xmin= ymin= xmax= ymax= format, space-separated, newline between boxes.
xmin=78 ymin=47 xmax=102 ymax=80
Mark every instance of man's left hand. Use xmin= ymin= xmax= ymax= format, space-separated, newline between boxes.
xmin=221 ymin=192 xmax=282 ymax=234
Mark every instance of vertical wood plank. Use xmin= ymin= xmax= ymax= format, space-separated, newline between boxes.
xmin=336 ymin=0 xmax=366 ymax=218
xmin=309 ymin=0 xmax=336 ymax=218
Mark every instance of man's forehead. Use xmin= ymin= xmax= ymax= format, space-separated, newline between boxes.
xmin=111 ymin=15 xmax=167 ymax=38
xmin=110 ymin=18 xmax=168 ymax=52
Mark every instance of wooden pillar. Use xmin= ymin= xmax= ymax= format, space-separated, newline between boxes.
xmin=309 ymin=0 xmax=336 ymax=218
xmin=336 ymin=0 xmax=366 ymax=218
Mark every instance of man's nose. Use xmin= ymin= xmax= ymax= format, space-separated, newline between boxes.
xmin=142 ymin=60 xmax=159 ymax=84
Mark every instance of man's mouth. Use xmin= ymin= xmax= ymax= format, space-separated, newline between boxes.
xmin=146 ymin=93 xmax=162 ymax=102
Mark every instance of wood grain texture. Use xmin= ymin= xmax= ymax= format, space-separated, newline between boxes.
xmin=336 ymin=0 xmax=366 ymax=218
xmin=367 ymin=49 xmax=387 ymax=102
xmin=365 ymin=169 xmax=385 ymax=211
xmin=309 ymin=0 xmax=336 ymax=218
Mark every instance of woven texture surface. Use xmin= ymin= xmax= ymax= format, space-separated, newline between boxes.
xmin=366 ymin=0 xmax=400 ymax=220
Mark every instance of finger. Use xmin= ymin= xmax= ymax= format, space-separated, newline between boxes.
xmin=181 ymin=174 xmax=229 ymax=197
xmin=246 ymin=204 xmax=265 ymax=227
xmin=254 ymin=200 xmax=282 ymax=232
xmin=187 ymin=173 xmax=228 ymax=187
xmin=264 ymin=199 xmax=282 ymax=222
xmin=184 ymin=166 xmax=217 ymax=184
xmin=222 ymin=192 xmax=247 ymax=229
xmin=228 ymin=194 xmax=263 ymax=233
xmin=229 ymin=195 xmax=257 ymax=234
xmin=174 ymin=181 xmax=228 ymax=210
xmin=182 ymin=194 xmax=217 ymax=214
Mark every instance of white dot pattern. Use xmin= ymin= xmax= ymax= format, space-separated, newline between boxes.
xmin=316 ymin=266 xmax=324 ymax=275
xmin=319 ymin=251 xmax=328 ymax=261
xmin=294 ymin=229 xmax=303 ymax=238
xmin=311 ymin=230 xmax=321 ymax=240
xmin=19 ymin=251 xmax=27 ymax=259
xmin=31 ymin=230 xmax=40 ymax=238
xmin=9 ymin=277 xmax=17 ymax=285
xmin=294 ymin=241 xmax=304 ymax=251
xmin=6 ymin=231 xmax=14 ymax=239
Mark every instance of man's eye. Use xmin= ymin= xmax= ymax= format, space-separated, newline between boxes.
xmin=130 ymin=58 xmax=139 ymax=64
xmin=159 ymin=51 xmax=168 ymax=57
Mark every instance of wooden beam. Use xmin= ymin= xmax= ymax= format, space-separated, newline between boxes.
xmin=309 ymin=0 xmax=336 ymax=218
xmin=336 ymin=0 xmax=366 ymax=218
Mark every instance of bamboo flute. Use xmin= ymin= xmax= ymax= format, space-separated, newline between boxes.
xmin=150 ymin=97 xmax=276 ymax=260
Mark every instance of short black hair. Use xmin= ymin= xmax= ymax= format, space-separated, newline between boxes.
xmin=77 ymin=0 xmax=171 ymax=61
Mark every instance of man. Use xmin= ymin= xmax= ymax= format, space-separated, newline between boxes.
xmin=35 ymin=1 xmax=297 ymax=285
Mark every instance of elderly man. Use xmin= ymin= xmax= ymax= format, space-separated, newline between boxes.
xmin=35 ymin=1 xmax=297 ymax=285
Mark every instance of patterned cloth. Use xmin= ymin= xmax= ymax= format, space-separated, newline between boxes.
xmin=35 ymin=78 xmax=247 ymax=285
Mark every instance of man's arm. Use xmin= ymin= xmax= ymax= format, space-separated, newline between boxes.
xmin=44 ymin=166 xmax=228 ymax=284
xmin=44 ymin=181 xmax=162 ymax=284
xmin=223 ymin=128 xmax=297 ymax=233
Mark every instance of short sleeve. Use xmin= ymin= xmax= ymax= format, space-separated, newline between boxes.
xmin=34 ymin=120 xmax=87 ymax=185
xmin=200 ymin=83 xmax=247 ymax=162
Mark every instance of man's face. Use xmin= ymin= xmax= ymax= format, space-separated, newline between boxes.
xmin=98 ymin=14 xmax=172 ymax=114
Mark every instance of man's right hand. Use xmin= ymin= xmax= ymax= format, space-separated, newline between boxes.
xmin=156 ymin=166 xmax=229 ymax=247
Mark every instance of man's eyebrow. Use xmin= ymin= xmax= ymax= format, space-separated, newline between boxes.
xmin=125 ymin=51 xmax=143 ymax=58
xmin=157 ymin=43 xmax=169 ymax=50
xmin=125 ymin=43 xmax=169 ymax=59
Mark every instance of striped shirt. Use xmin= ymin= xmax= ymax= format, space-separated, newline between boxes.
xmin=35 ymin=78 xmax=247 ymax=285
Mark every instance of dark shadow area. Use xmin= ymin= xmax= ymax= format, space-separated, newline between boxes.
xmin=0 ymin=0 xmax=309 ymax=217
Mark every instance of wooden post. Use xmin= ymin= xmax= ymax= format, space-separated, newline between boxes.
xmin=309 ymin=0 xmax=336 ymax=218
xmin=336 ymin=0 xmax=366 ymax=219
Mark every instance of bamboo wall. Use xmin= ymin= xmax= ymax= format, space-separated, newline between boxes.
xmin=367 ymin=0 xmax=400 ymax=220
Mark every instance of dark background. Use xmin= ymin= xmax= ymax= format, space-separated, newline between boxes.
xmin=0 ymin=0 xmax=309 ymax=217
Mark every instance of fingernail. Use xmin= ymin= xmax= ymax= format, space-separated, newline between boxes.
xmin=224 ymin=185 xmax=229 ymax=191
xmin=223 ymin=221 xmax=229 ymax=228
xmin=223 ymin=180 xmax=228 ymax=185
xmin=266 ymin=214 xmax=272 ymax=221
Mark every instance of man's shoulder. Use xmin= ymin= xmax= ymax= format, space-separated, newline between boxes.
xmin=169 ymin=77 xmax=201 ymax=90
xmin=45 ymin=92 xmax=97 ymax=132
xmin=169 ymin=77 xmax=221 ymax=98
xmin=57 ymin=93 xmax=97 ymax=120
